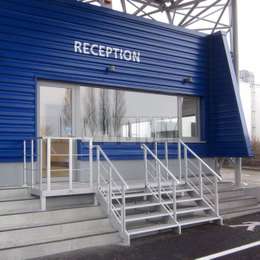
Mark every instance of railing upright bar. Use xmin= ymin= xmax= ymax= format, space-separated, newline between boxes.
xmin=23 ymin=140 xmax=27 ymax=187
xmin=69 ymin=138 xmax=73 ymax=191
xmin=144 ymin=149 xmax=148 ymax=188
xmin=47 ymin=138 xmax=51 ymax=192
xmin=89 ymin=139 xmax=93 ymax=188
xmin=31 ymin=139 xmax=34 ymax=188
xmin=178 ymin=140 xmax=182 ymax=182
xmin=172 ymin=180 xmax=177 ymax=221
xmin=184 ymin=147 xmax=188 ymax=183
xmin=199 ymin=161 xmax=203 ymax=198
xmin=39 ymin=139 xmax=43 ymax=190
xmin=97 ymin=147 xmax=100 ymax=188
xmin=215 ymin=176 xmax=219 ymax=216
xmin=121 ymin=184 xmax=126 ymax=232
xmin=165 ymin=142 xmax=169 ymax=180
xmin=158 ymin=164 xmax=161 ymax=203
xmin=108 ymin=167 xmax=112 ymax=213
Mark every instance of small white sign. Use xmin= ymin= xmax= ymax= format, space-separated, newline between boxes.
xmin=74 ymin=41 xmax=141 ymax=63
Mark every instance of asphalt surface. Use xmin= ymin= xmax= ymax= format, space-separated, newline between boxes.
xmin=37 ymin=213 xmax=260 ymax=260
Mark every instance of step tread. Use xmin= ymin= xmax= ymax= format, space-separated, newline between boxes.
xmin=177 ymin=197 xmax=201 ymax=203
xmin=179 ymin=215 xmax=220 ymax=226
xmin=126 ymin=211 xmax=170 ymax=222
xmin=128 ymin=222 xmax=178 ymax=236
xmin=113 ymin=188 xmax=193 ymax=200
xmin=177 ymin=206 xmax=210 ymax=214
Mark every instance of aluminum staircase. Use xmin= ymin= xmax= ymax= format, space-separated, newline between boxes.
xmin=96 ymin=140 xmax=223 ymax=244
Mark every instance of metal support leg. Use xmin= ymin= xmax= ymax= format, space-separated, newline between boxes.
xmin=41 ymin=195 xmax=46 ymax=211
xmin=235 ymin=157 xmax=242 ymax=186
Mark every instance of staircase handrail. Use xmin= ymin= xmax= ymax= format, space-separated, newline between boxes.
xmin=95 ymin=145 xmax=129 ymax=189
xmin=141 ymin=144 xmax=180 ymax=184
xmin=179 ymin=140 xmax=222 ymax=181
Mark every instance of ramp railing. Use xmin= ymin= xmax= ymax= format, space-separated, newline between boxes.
xmin=23 ymin=137 xmax=93 ymax=191
xmin=141 ymin=144 xmax=181 ymax=232
xmin=178 ymin=139 xmax=222 ymax=216
xmin=95 ymin=145 xmax=130 ymax=243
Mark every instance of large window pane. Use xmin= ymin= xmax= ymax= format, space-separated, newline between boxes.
xmin=40 ymin=86 xmax=72 ymax=137
xmin=181 ymin=96 xmax=198 ymax=138
xmin=80 ymin=87 xmax=179 ymax=140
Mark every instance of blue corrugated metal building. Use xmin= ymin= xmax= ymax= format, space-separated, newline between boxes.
xmin=0 ymin=0 xmax=252 ymax=185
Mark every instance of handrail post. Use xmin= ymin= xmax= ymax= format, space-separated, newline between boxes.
xmin=23 ymin=140 xmax=27 ymax=187
xmin=165 ymin=141 xmax=169 ymax=168
xmin=214 ymin=176 xmax=219 ymax=216
xmin=121 ymin=184 xmax=126 ymax=232
xmin=158 ymin=164 xmax=161 ymax=203
xmin=173 ymin=180 xmax=177 ymax=222
xmin=69 ymin=138 xmax=73 ymax=191
xmin=39 ymin=138 xmax=43 ymax=190
xmin=108 ymin=167 xmax=112 ymax=213
xmin=184 ymin=147 xmax=188 ymax=183
xmin=97 ymin=147 xmax=100 ymax=189
xmin=199 ymin=161 xmax=203 ymax=198
xmin=144 ymin=148 xmax=148 ymax=188
xmin=178 ymin=140 xmax=182 ymax=182
xmin=89 ymin=139 xmax=93 ymax=188
xmin=31 ymin=139 xmax=34 ymax=188
xmin=47 ymin=138 xmax=51 ymax=192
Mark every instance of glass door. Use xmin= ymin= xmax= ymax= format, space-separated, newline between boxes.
xmin=39 ymin=84 xmax=73 ymax=178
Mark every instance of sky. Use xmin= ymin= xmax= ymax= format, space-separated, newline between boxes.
xmin=238 ymin=1 xmax=260 ymax=83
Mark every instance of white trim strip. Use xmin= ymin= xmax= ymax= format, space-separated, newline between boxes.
xmin=196 ymin=240 xmax=260 ymax=260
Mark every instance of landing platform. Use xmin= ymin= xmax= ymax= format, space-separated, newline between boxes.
xmin=31 ymin=182 xmax=95 ymax=197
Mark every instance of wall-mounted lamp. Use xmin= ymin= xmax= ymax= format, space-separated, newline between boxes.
xmin=182 ymin=76 xmax=193 ymax=84
xmin=106 ymin=65 xmax=116 ymax=72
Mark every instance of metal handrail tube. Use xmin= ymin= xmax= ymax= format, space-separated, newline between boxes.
xmin=95 ymin=145 xmax=129 ymax=189
xmin=142 ymin=144 xmax=180 ymax=184
xmin=179 ymin=140 xmax=222 ymax=181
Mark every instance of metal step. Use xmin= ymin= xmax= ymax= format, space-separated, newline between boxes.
xmin=177 ymin=197 xmax=201 ymax=203
xmin=179 ymin=215 xmax=220 ymax=226
xmin=128 ymin=222 xmax=178 ymax=236
xmin=126 ymin=212 xmax=170 ymax=223
xmin=177 ymin=206 xmax=210 ymax=215
xmin=112 ymin=187 xmax=193 ymax=200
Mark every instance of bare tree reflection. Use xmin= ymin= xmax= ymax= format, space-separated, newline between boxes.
xmin=99 ymin=89 xmax=111 ymax=136
xmin=112 ymin=90 xmax=126 ymax=137
xmin=82 ymin=88 xmax=97 ymax=136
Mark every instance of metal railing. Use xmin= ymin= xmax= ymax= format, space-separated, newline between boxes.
xmin=178 ymin=139 xmax=222 ymax=216
xmin=141 ymin=144 xmax=181 ymax=231
xmin=95 ymin=145 xmax=130 ymax=242
xmin=23 ymin=137 xmax=93 ymax=192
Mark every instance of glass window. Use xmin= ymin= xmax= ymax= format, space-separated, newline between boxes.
xmin=40 ymin=86 xmax=72 ymax=137
xmin=80 ymin=87 xmax=179 ymax=140
xmin=181 ymin=96 xmax=199 ymax=138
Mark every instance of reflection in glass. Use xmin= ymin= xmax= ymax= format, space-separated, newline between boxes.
xmin=40 ymin=86 xmax=72 ymax=137
xmin=80 ymin=87 xmax=179 ymax=140
xmin=181 ymin=96 xmax=198 ymax=138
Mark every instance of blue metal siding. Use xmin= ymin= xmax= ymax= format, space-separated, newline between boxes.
xmin=208 ymin=32 xmax=253 ymax=157
xmin=0 ymin=0 xmax=251 ymax=161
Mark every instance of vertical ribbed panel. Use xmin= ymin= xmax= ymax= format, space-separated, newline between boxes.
xmin=208 ymin=32 xmax=252 ymax=157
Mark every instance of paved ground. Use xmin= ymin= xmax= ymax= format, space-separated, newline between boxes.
xmin=37 ymin=213 xmax=260 ymax=260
